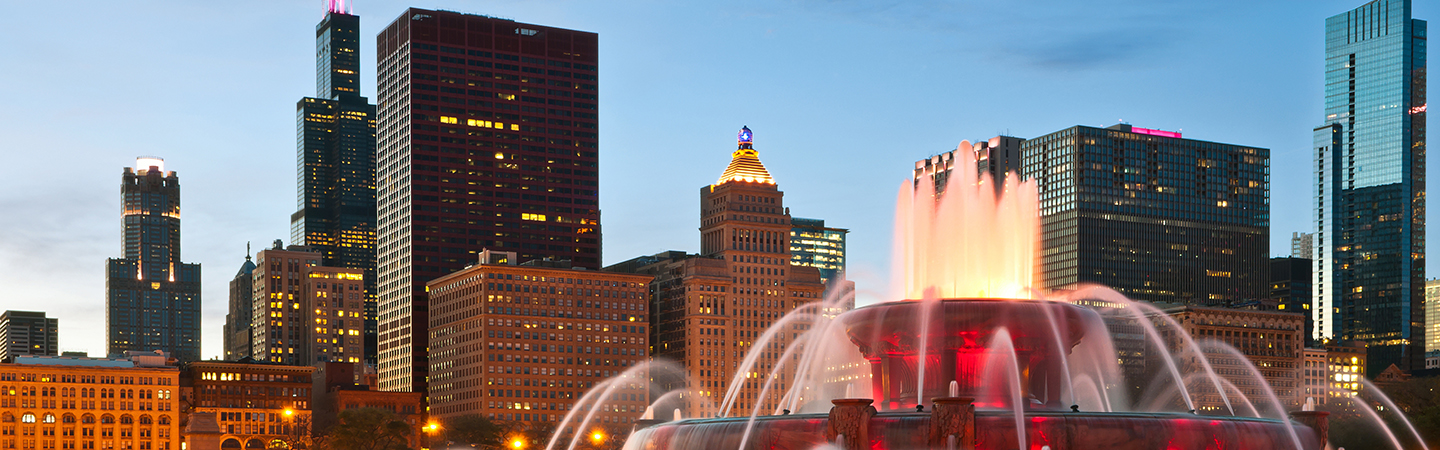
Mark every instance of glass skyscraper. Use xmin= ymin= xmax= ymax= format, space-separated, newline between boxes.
xmin=789 ymin=217 xmax=847 ymax=287
xmin=105 ymin=158 xmax=203 ymax=361
xmin=1312 ymin=0 xmax=1426 ymax=374
xmin=291 ymin=5 xmax=378 ymax=363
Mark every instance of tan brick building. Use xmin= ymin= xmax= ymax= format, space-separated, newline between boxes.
xmin=426 ymin=252 xmax=652 ymax=428
xmin=0 ymin=352 xmax=181 ymax=450
xmin=246 ymin=242 xmax=365 ymax=365
xmin=302 ymin=267 xmax=366 ymax=364
xmin=1153 ymin=305 xmax=1305 ymax=412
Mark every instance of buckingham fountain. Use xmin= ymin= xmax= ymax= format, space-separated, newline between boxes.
xmin=555 ymin=142 xmax=1342 ymax=450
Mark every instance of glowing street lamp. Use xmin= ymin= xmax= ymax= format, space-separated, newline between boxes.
xmin=589 ymin=431 xmax=605 ymax=446
xmin=425 ymin=422 xmax=440 ymax=433
xmin=509 ymin=438 xmax=525 ymax=449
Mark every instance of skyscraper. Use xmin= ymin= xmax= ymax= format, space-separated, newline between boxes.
xmin=0 ymin=311 xmax=58 ymax=362
xmin=223 ymin=248 xmax=257 ymax=361
xmin=1017 ymin=124 xmax=1269 ymax=305
xmin=245 ymin=241 xmax=365 ymax=365
xmin=1312 ymin=0 xmax=1426 ymax=374
xmin=291 ymin=2 xmax=379 ymax=364
xmin=375 ymin=9 xmax=601 ymax=393
xmin=105 ymin=157 xmax=202 ymax=361
xmin=789 ymin=217 xmax=847 ymax=286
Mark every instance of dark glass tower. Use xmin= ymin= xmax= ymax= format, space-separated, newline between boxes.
xmin=375 ymin=8 xmax=600 ymax=393
xmin=1313 ymin=0 xmax=1426 ymax=374
xmin=291 ymin=5 xmax=378 ymax=364
xmin=105 ymin=157 xmax=203 ymax=361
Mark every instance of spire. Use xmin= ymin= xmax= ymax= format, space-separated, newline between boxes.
xmin=326 ymin=0 xmax=350 ymax=14
xmin=245 ymin=242 xmax=251 ymax=261
xmin=716 ymin=126 xmax=776 ymax=185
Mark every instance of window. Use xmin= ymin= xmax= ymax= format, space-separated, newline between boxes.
xmin=21 ymin=415 xmax=34 ymax=424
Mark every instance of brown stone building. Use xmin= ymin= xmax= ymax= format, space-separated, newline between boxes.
xmin=1152 ymin=305 xmax=1305 ymax=412
xmin=180 ymin=361 xmax=314 ymax=450
xmin=1302 ymin=347 xmax=1328 ymax=406
xmin=426 ymin=251 xmax=652 ymax=428
xmin=608 ymin=127 xmax=826 ymax=417
xmin=311 ymin=362 xmax=423 ymax=448
xmin=0 ymin=352 xmax=181 ymax=450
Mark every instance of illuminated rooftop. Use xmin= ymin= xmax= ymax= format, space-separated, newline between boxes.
xmin=135 ymin=156 xmax=165 ymax=173
xmin=716 ymin=126 xmax=775 ymax=185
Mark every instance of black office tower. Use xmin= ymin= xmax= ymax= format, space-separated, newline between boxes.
xmin=106 ymin=157 xmax=202 ymax=361
xmin=292 ymin=4 xmax=378 ymax=364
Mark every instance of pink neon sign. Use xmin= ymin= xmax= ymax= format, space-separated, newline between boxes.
xmin=1131 ymin=127 xmax=1181 ymax=138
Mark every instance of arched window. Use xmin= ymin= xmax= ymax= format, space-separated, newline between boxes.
xmin=43 ymin=414 xmax=55 ymax=423
xmin=21 ymin=414 xmax=35 ymax=423
xmin=100 ymin=415 xmax=114 ymax=424
xmin=81 ymin=414 xmax=95 ymax=424
xmin=62 ymin=414 xmax=75 ymax=424
xmin=157 ymin=416 xmax=170 ymax=426
xmin=120 ymin=415 xmax=133 ymax=425
xmin=1 ymin=413 xmax=13 ymax=423
xmin=139 ymin=416 xmax=151 ymax=425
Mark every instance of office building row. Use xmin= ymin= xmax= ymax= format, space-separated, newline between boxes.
xmin=223 ymin=242 xmax=366 ymax=366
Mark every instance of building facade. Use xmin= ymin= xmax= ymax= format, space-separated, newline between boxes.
xmin=105 ymin=158 xmax=202 ymax=361
xmin=291 ymin=4 xmax=380 ymax=366
xmin=0 ymin=353 xmax=182 ymax=450
xmin=1020 ymin=124 xmax=1269 ymax=306
xmin=1291 ymin=232 xmax=1314 ymax=259
xmin=1302 ymin=347 xmax=1328 ymax=406
xmin=1153 ymin=305 xmax=1305 ymax=411
xmin=181 ymin=361 xmax=314 ymax=450
xmin=1428 ymin=279 xmax=1440 ymax=358
xmin=223 ymin=252 xmax=257 ymax=361
xmin=1325 ymin=341 xmax=1367 ymax=402
xmin=302 ymin=267 xmax=367 ymax=364
xmin=246 ymin=243 xmax=365 ymax=365
xmin=914 ymin=136 xmax=1025 ymax=194
xmin=375 ymin=8 xmax=601 ymax=393
xmin=1271 ymin=257 xmax=1314 ymax=344
xmin=788 ymin=218 xmax=847 ymax=288
xmin=608 ymin=128 xmax=827 ymax=417
xmin=0 ymin=312 xmax=57 ymax=362
xmin=310 ymin=361 xmax=423 ymax=448
xmin=426 ymin=251 xmax=651 ymax=429
xmin=1312 ymin=0 xmax=1427 ymax=374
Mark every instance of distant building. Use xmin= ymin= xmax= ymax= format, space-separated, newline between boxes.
xmin=1151 ymin=304 xmax=1305 ymax=411
xmin=1325 ymin=341 xmax=1366 ymax=401
xmin=789 ymin=217 xmax=848 ymax=287
xmin=1271 ymin=257 xmax=1313 ymax=344
xmin=1022 ymin=124 xmax=1268 ymax=306
xmin=247 ymin=242 xmax=366 ymax=365
xmin=1290 ymin=232 xmax=1313 ymax=259
xmin=105 ymin=157 xmax=202 ymax=361
xmin=223 ymin=249 xmax=257 ymax=361
xmin=0 ymin=351 xmax=182 ymax=450
xmin=311 ymin=362 xmax=423 ymax=448
xmin=0 ymin=311 xmax=58 ymax=362
xmin=1312 ymin=0 xmax=1427 ymax=374
xmin=1302 ymin=347 xmax=1328 ymax=406
xmin=1427 ymin=279 xmax=1440 ymax=357
xmin=426 ymin=250 xmax=652 ymax=427
xmin=607 ymin=127 xmax=826 ymax=417
xmin=374 ymin=8 xmax=602 ymax=394
xmin=914 ymin=136 xmax=1025 ymax=194
xmin=180 ymin=361 xmax=314 ymax=449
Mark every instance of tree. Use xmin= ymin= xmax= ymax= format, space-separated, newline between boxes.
xmin=442 ymin=414 xmax=505 ymax=449
xmin=326 ymin=408 xmax=412 ymax=450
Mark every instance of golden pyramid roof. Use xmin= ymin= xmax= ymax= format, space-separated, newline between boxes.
xmin=716 ymin=126 xmax=775 ymax=185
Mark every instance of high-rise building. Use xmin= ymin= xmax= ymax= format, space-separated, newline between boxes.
xmin=0 ymin=311 xmax=58 ymax=362
xmin=1290 ymin=232 xmax=1314 ymax=259
xmin=0 ymin=352 xmax=182 ymax=450
xmin=426 ymin=250 xmax=651 ymax=427
xmin=1017 ymin=124 xmax=1269 ymax=305
xmin=105 ymin=157 xmax=202 ymax=361
xmin=247 ymin=242 xmax=365 ymax=365
xmin=375 ymin=8 xmax=600 ymax=393
xmin=607 ymin=127 xmax=826 ymax=416
xmin=914 ymin=136 xmax=1025 ymax=195
xmin=1426 ymin=279 xmax=1440 ymax=357
xmin=291 ymin=2 xmax=379 ymax=365
xmin=1271 ymin=257 xmax=1314 ymax=344
xmin=788 ymin=217 xmax=847 ymax=287
xmin=1312 ymin=0 xmax=1426 ymax=374
xmin=224 ymin=248 xmax=257 ymax=361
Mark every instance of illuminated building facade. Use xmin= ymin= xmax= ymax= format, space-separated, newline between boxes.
xmin=1302 ymin=347 xmax=1328 ymax=406
xmin=291 ymin=3 xmax=379 ymax=365
xmin=1427 ymin=279 xmax=1440 ymax=358
xmin=426 ymin=252 xmax=650 ymax=428
xmin=788 ymin=218 xmax=847 ymax=287
xmin=1312 ymin=0 xmax=1427 ymax=374
xmin=181 ymin=361 xmax=313 ymax=450
xmin=223 ymin=252 xmax=257 ymax=361
xmin=1325 ymin=341 xmax=1366 ymax=401
xmin=375 ymin=8 xmax=601 ymax=394
xmin=1020 ymin=124 xmax=1269 ymax=306
xmin=607 ymin=128 xmax=826 ymax=417
xmin=1152 ymin=305 xmax=1305 ymax=411
xmin=105 ymin=158 xmax=202 ymax=361
xmin=0 ymin=353 xmax=181 ymax=450
xmin=0 ymin=312 xmax=57 ymax=362
xmin=914 ymin=136 xmax=1025 ymax=194
xmin=247 ymin=243 xmax=365 ymax=365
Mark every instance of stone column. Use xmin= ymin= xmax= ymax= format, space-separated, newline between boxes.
xmin=929 ymin=397 xmax=975 ymax=450
xmin=1289 ymin=410 xmax=1329 ymax=448
xmin=183 ymin=412 xmax=222 ymax=450
xmin=826 ymin=398 xmax=876 ymax=450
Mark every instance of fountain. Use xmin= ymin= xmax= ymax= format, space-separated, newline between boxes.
xmin=592 ymin=143 xmax=1332 ymax=449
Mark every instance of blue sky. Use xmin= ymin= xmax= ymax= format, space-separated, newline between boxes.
xmin=0 ymin=0 xmax=1432 ymax=359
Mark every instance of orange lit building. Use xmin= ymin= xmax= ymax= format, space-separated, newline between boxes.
xmin=180 ymin=361 xmax=313 ymax=450
xmin=608 ymin=127 xmax=826 ymax=417
xmin=0 ymin=352 xmax=182 ymax=450
xmin=1325 ymin=341 xmax=1366 ymax=402
xmin=426 ymin=251 xmax=652 ymax=428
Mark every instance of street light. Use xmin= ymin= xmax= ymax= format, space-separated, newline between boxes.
xmin=589 ymin=431 xmax=605 ymax=446
xmin=509 ymin=438 xmax=525 ymax=449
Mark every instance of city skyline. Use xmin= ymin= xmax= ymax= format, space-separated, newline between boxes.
xmin=0 ymin=0 xmax=1434 ymax=359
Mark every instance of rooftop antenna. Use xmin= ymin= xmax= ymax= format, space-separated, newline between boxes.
xmin=245 ymin=242 xmax=251 ymax=260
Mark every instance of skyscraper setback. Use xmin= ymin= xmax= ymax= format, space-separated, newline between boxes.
xmin=105 ymin=157 xmax=203 ymax=361
xmin=375 ymin=9 xmax=600 ymax=393
xmin=292 ymin=3 xmax=379 ymax=363
xmin=1313 ymin=0 xmax=1426 ymax=374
